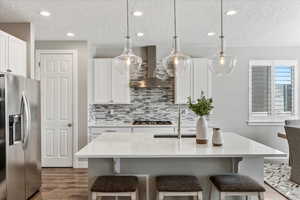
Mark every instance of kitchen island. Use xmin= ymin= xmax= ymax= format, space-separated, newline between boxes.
xmin=76 ymin=132 xmax=286 ymax=200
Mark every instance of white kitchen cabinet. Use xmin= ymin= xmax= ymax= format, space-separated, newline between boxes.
xmin=93 ymin=58 xmax=130 ymax=104
xmin=8 ymin=36 xmax=27 ymax=76
xmin=0 ymin=30 xmax=27 ymax=77
xmin=88 ymin=127 xmax=132 ymax=142
xmin=132 ymin=127 xmax=175 ymax=134
xmin=192 ymin=58 xmax=211 ymax=100
xmin=0 ymin=31 xmax=8 ymax=73
xmin=93 ymin=59 xmax=112 ymax=103
xmin=175 ymin=62 xmax=192 ymax=104
xmin=111 ymin=62 xmax=130 ymax=104
xmin=175 ymin=58 xmax=211 ymax=104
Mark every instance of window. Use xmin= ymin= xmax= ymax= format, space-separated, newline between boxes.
xmin=249 ymin=60 xmax=298 ymax=125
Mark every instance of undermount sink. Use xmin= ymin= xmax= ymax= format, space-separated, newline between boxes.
xmin=153 ymin=134 xmax=196 ymax=138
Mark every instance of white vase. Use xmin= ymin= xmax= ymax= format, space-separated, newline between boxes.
xmin=196 ymin=116 xmax=209 ymax=144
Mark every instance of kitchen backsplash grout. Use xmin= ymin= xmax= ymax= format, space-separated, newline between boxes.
xmin=88 ymin=87 xmax=198 ymax=125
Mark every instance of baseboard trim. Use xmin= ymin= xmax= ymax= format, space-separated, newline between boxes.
xmin=74 ymin=159 xmax=88 ymax=168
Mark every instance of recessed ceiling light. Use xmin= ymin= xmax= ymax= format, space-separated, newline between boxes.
xmin=207 ymin=32 xmax=216 ymax=36
xmin=133 ymin=11 xmax=143 ymax=16
xmin=137 ymin=32 xmax=144 ymax=37
xmin=226 ymin=10 xmax=237 ymax=16
xmin=40 ymin=10 xmax=51 ymax=17
xmin=66 ymin=32 xmax=75 ymax=37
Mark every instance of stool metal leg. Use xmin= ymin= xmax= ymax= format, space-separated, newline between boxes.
xmin=246 ymin=196 xmax=249 ymax=200
xmin=92 ymin=192 xmax=97 ymax=200
xmin=209 ymin=184 xmax=213 ymax=200
xmin=258 ymin=192 xmax=264 ymax=200
xmin=220 ymin=192 xmax=226 ymax=200
xmin=159 ymin=192 xmax=164 ymax=200
xmin=197 ymin=192 xmax=202 ymax=200
xmin=136 ymin=190 xmax=139 ymax=200
xmin=131 ymin=191 xmax=137 ymax=200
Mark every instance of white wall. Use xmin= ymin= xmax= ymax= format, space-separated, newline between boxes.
xmin=90 ymin=44 xmax=297 ymax=152
xmin=36 ymin=40 xmax=89 ymax=149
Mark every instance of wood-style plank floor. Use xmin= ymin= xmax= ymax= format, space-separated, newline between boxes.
xmin=31 ymin=168 xmax=287 ymax=200
xmin=31 ymin=168 xmax=88 ymax=200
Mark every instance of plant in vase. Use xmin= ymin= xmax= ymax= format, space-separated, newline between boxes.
xmin=188 ymin=92 xmax=214 ymax=144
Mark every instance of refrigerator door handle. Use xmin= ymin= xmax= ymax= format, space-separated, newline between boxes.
xmin=25 ymin=95 xmax=31 ymax=147
xmin=21 ymin=94 xmax=31 ymax=147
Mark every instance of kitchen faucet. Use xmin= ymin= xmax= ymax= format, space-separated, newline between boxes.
xmin=177 ymin=104 xmax=182 ymax=139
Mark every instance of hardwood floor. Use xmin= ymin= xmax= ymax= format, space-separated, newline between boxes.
xmin=31 ymin=168 xmax=88 ymax=200
xmin=31 ymin=168 xmax=287 ymax=200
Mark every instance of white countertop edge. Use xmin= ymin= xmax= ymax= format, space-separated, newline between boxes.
xmin=87 ymin=124 xmax=207 ymax=128
xmin=88 ymin=125 xmax=179 ymax=128
xmin=76 ymin=154 xmax=287 ymax=159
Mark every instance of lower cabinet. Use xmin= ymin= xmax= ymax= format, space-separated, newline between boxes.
xmin=132 ymin=127 xmax=175 ymax=134
xmin=88 ymin=126 xmax=178 ymax=142
xmin=88 ymin=126 xmax=182 ymax=142
xmin=88 ymin=127 xmax=132 ymax=142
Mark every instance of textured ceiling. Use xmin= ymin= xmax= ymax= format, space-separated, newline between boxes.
xmin=0 ymin=0 xmax=300 ymax=47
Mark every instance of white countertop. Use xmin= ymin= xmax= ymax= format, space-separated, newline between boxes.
xmin=88 ymin=122 xmax=215 ymax=128
xmin=76 ymin=132 xmax=286 ymax=158
xmin=88 ymin=123 xmax=179 ymax=128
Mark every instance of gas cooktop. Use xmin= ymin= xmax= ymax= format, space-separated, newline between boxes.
xmin=132 ymin=121 xmax=173 ymax=125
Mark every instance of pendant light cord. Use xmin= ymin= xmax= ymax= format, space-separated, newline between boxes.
xmin=126 ymin=0 xmax=130 ymax=39
xmin=174 ymin=0 xmax=177 ymax=38
xmin=220 ymin=0 xmax=224 ymax=54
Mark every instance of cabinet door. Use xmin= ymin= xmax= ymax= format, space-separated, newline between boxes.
xmin=8 ymin=36 xmax=27 ymax=77
xmin=111 ymin=62 xmax=130 ymax=104
xmin=133 ymin=127 xmax=175 ymax=134
xmin=175 ymin=63 xmax=192 ymax=104
xmin=93 ymin=59 xmax=112 ymax=103
xmin=192 ymin=58 xmax=211 ymax=100
xmin=0 ymin=31 xmax=8 ymax=73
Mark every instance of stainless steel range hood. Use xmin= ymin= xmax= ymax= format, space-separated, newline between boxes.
xmin=130 ymin=46 xmax=173 ymax=88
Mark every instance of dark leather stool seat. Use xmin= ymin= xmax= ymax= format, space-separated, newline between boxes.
xmin=156 ymin=175 xmax=203 ymax=192
xmin=210 ymin=174 xmax=266 ymax=192
xmin=91 ymin=176 xmax=138 ymax=192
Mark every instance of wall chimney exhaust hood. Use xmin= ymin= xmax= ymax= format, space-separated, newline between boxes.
xmin=130 ymin=46 xmax=174 ymax=88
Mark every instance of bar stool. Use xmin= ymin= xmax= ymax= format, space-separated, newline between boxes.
xmin=156 ymin=175 xmax=203 ymax=200
xmin=91 ymin=176 xmax=139 ymax=200
xmin=209 ymin=174 xmax=265 ymax=200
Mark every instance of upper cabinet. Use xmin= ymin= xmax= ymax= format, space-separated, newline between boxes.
xmin=0 ymin=30 xmax=27 ymax=77
xmin=92 ymin=58 xmax=130 ymax=104
xmin=0 ymin=31 xmax=9 ymax=73
xmin=175 ymin=58 xmax=211 ymax=104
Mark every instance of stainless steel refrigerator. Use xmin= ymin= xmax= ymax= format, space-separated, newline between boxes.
xmin=0 ymin=73 xmax=41 ymax=200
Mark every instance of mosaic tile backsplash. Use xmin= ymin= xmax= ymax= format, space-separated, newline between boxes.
xmin=89 ymin=87 xmax=198 ymax=125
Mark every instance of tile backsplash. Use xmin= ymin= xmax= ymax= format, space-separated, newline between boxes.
xmin=89 ymin=87 xmax=198 ymax=125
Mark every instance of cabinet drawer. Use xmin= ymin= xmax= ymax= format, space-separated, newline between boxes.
xmin=180 ymin=128 xmax=196 ymax=134
xmin=133 ymin=127 xmax=175 ymax=134
xmin=90 ymin=127 xmax=132 ymax=134
xmin=89 ymin=135 xmax=100 ymax=143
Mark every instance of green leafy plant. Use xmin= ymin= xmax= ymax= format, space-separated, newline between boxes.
xmin=188 ymin=92 xmax=214 ymax=116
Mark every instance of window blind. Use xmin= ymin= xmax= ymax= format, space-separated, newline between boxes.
xmin=274 ymin=66 xmax=294 ymax=113
xmin=251 ymin=66 xmax=271 ymax=113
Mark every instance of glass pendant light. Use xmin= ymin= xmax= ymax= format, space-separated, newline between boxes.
xmin=208 ymin=0 xmax=237 ymax=76
xmin=162 ymin=0 xmax=192 ymax=78
xmin=113 ymin=0 xmax=142 ymax=77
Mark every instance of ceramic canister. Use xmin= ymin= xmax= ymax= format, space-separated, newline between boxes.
xmin=212 ymin=128 xmax=223 ymax=146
